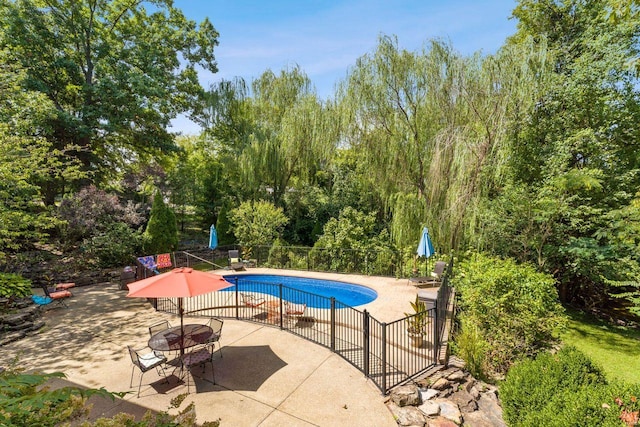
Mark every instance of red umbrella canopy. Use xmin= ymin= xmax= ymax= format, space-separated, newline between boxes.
xmin=126 ymin=267 xmax=232 ymax=298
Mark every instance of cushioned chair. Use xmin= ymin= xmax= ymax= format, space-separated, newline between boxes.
xmin=228 ymin=250 xmax=245 ymax=271
xmin=127 ymin=345 xmax=168 ymax=397
xmin=182 ymin=344 xmax=215 ymax=393
xmin=40 ymin=284 xmax=72 ymax=308
xmin=204 ymin=317 xmax=224 ymax=358
xmin=409 ymin=261 xmax=447 ymax=288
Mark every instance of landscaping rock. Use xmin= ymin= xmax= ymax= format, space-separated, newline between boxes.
xmin=389 ymin=402 xmax=427 ymax=426
xmin=427 ymin=416 xmax=458 ymax=427
xmin=420 ymin=388 xmax=439 ymax=401
xmin=430 ymin=378 xmax=450 ymax=390
xmin=418 ymin=401 xmax=440 ymax=417
xmin=391 ymin=384 xmax=422 ymax=407
xmin=450 ymin=390 xmax=477 ymax=413
xmin=435 ymin=399 xmax=462 ymax=425
xmin=446 ymin=370 xmax=467 ymax=383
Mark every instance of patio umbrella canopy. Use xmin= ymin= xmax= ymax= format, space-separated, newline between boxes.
xmin=127 ymin=267 xmax=232 ymax=354
xmin=417 ymin=227 xmax=435 ymax=258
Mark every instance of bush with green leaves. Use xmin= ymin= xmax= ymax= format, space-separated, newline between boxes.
xmin=311 ymin=207 xmax=395 ymax=273
xmin=500 ymin=346 xmax=640 ymax=427
xmin=0 ymin=273 xmax=31 ymax=299
xmin=454 ymin=253 xmax=566 ymax=376
xmin=142 ymin=191 xmax=179 ymax=254
xmin=84 ymin=223 xmax=142 ymax=268
xmin=229 ymin=200 xmax=289 ymax=256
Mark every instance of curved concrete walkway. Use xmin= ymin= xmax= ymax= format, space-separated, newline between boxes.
xmin=3 ymin=269 xmax=431 ymax=426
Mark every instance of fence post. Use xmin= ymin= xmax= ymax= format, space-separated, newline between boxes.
xmin=234 ymin=277 xmax=239 ymax=319
xmin=433 ymin=299 xmax=439 ymax=363
xmin=278 ymin=283 xmax=284 ymax=329
xmin=381 ymin=322 xmax=387 ymax=394
xmin=363 ymin=309 xmax=370 ymax=377
xmin=330 ymin=297 xmax=336 ymax=351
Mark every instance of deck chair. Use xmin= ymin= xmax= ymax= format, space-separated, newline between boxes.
xmin=127 ymin=345 xmax=168 ymax=397
xmin=284 ymin=301 xmax=307 ymax=326
xmin=182 ymin=344 xmax=215 ymax=393
xmin=40 ymin=284 xmax=73 ymax=308
xmin=228 ymin=250 xmax=245 ymax=271
xmin=241 ymin=293 xmax=265 ymax=309
xmin=409 ymin=261 xmax=447 ymax=288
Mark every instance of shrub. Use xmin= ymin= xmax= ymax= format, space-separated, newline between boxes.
xmin=142 ymin=191 xmax=178 ymax=254
xmin=452 ymin=321 xmax=488 ymax=380
xmin=229 ymin=200 xmax=289 ymax=255
xmin=454 ymin=253 xmax=566 ymax=375
xmin=84 ymin=223 xmax=142 ymax=268
xmin=57 ymin=185 xmax=144 ymax=244
xmin=0 ymin=273 xmax=31 ymax=299
xmin=500 ymin=346 xmax=640 ymax=427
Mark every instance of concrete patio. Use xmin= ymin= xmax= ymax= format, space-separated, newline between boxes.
xmin=4 ymin=269 xmax=436 ymax=426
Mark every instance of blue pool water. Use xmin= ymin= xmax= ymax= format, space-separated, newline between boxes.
xmin=222 ymin=274 xmax=377 ymax=308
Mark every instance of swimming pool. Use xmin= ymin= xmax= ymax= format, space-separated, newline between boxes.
xmin=222 ymin=274 xmax=377 ymax=308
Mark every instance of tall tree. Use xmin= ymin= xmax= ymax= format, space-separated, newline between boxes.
xmin=0 ymin=0 xmax=219 ymax=203
xmin=339 ymin=36 xmax=547 ymax=250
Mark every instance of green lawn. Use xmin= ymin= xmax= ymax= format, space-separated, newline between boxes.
xmin=561 ymin=309 xmax=640 ymax=384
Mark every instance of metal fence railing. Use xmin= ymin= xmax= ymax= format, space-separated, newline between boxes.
xmin=144 ymin=264 xmax=455 ymax=395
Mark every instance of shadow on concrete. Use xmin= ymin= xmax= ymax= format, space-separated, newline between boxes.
xmin=216 ymin=345 xmax=287 ymax=391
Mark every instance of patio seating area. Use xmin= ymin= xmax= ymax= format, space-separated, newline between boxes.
xmin=3 ymin=270 xmax=417 ymax=425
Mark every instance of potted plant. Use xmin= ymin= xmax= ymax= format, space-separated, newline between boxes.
xmin=405 ymin=295 xmax=429 ymax=347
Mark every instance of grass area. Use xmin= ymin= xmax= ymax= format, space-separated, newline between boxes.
xmin=561 ymin=309 xmax=640 ymax=384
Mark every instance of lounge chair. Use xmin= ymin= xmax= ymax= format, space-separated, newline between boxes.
xmin=228 ymin=250 xmax=245 ymax=271
xmin=409 ymin=261 xmax=447 ymax=288
xmin=127 ymin=345 xmax=168 ymax=397
xmin=284 ymin=301 xmax=307 ymax=326
xmin=40 ymin=284 xmax=73 ymax=308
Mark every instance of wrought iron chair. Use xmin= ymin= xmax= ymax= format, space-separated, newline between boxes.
xmin=204 ymin=317 xmax=224 ymax=358
xmin=228 ymin=249 xmax=245 ymax=271
xmin=127 ymin=345 xmax=168 ymax=397
xmin=181 ymin=344 xmax=215 ymax=393
xmin=149 ymin=320 xmax=172 ymax=338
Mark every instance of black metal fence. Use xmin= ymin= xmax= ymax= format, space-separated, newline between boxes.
xmin=148 ymin=262 xmax=454 ymax=394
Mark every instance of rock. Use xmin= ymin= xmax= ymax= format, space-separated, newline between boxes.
xmin=431 ymin=378 xmax=450 ymax=390
xmin=391 ymin=384 xmax=422 ymax=407
xmin=439 ymin=387 xmax=453 ymax=398
xmin=447 ymin=356 xmax=466 ymax=369
xmin=435 ymin=399 xmax=462 ymax=425
xmin=463 ymin=410 xmax=506 ymax=427
xmin=468 ymin=385 xmax=481 ymax=400
xmin=446 ymin=370 xmax=467 ymax=383
xmin=420 ymin=388 xmax=440 ymax=401
xmin=418 ymin=400 xmax=441 ymax=417
xmin=475 ymin=393 xmax=505 ymax=426
xmin=427 ymin=417 xmax=458 ymax=427
xmin=450 ymin=390 xmax=477 ymax=413
xmin=388 ymin=402 xmax=427 ymax=426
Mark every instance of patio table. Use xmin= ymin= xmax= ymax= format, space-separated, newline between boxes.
xmin=148 ymin=324 xmax=214 ymax=353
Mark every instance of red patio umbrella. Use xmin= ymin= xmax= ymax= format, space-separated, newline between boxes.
xmin=127 ymin=267 xmax=232 ymax=354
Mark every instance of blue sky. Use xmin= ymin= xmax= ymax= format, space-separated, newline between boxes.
xmin=171 ymin=0 xmax=519 ymax=134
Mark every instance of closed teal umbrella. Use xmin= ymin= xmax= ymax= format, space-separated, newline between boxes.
xmin=209 ymin=224 xmax=218 ymax=249
xmin=417 ymin=227 xmax=435 ymax=258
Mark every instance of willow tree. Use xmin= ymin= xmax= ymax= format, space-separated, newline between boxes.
xmin=236 ymin=67 xmax=339 ymax=205
xmin=339 ymin=35 xmax=548 ymax=250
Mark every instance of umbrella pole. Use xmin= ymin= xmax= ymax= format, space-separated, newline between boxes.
xmin=179 ymin=298 xmax=185 ymax=358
